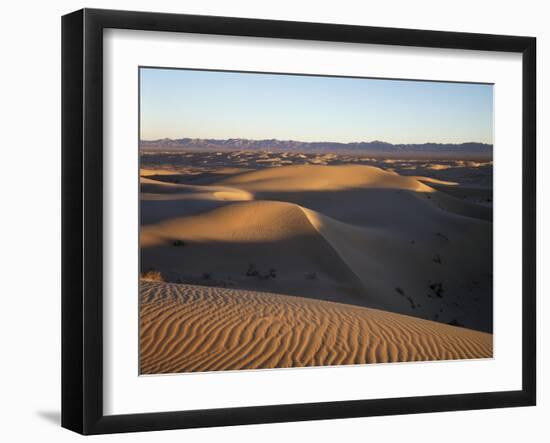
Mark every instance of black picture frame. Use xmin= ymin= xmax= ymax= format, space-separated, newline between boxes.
xmin=62 ymin=8 xmax=536 ymax=435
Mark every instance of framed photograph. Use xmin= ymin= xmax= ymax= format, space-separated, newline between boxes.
xmin=61 ymin=8 xmax=536 ymax=434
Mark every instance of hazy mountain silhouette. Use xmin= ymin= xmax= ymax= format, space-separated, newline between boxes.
xmin=140 ymin=137 xmax=492 ymax=155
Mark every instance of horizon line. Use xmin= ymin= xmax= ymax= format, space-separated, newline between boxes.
xmin=140 ymin=136 xmax=493 ymax=146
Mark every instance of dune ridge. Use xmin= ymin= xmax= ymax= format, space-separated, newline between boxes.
xmin=141 ymin=176 xmax=253 ymax=201
xmin=140 ymin=281 xmax=492 ymax=374
xmin=216 ymin=164 xmax=434 ymax=193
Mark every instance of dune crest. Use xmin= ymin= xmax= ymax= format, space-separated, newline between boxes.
xmin=216 ymin=164 xmax=435 ymax=193
xmin=140 ymin=176 xmax=253 ymax=201
xmin=141 ymin=200 xmax=319 ymax=246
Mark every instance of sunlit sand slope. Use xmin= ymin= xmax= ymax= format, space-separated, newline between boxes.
xmin=215 ymin=164 xmax=491 ymax=221
xmin=216 ymin=164 xmax=434 ymax=192
xmin=140 ymin=281 xmax=492 ymax=374
xmin=141 ymin=201 xmax=365 ymax=308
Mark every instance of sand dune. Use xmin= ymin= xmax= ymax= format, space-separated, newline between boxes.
xmin=141 ymin=165 xmax=492 ymax=331
xmin=142 ymin=200 xmax=320 ymax=245
xmin=141 ymin=176 xmax=253 ymax=201
xmin=214 ymin=164 xmax=491 ymax=222
xmin=139 ymin=159 xmax=493 ymax=374
xmin=140 ymin=281 xmax=492 ymax=374
xmin=216 ymin=164 xmax=434 ymax=193
xmin=426 ymin=182 xmax=493 ymax=207
xmin=301 ymin=205 xmax=490 ymax=324
xmin=141 ymin=200 xmax=365 ymax=307
xmin=140 ymin=176 xmax=253 ymax=224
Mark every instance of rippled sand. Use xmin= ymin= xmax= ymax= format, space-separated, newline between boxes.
xmin=140 ymin=281 xmax=492 ymax=374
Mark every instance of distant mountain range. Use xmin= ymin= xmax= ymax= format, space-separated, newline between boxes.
xmin=140 ymin=137 xmax=493 ymax=155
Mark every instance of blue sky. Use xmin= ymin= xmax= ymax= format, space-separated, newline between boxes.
xmin=140 ymin=67 xmax=493 ymax=144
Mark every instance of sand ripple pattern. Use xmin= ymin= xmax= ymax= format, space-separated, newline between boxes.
xmin=140 ymin=281 xmax=492 ymax=374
